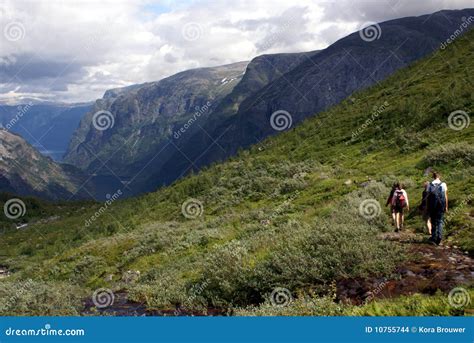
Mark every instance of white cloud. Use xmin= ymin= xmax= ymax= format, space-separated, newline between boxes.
xmin=0 ymin=0 xmax=472 ymax=103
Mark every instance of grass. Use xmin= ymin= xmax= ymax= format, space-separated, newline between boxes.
xmin=0 ymin=30 xmax=473 ymax=316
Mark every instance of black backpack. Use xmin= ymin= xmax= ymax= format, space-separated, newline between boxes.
xmin=427 ymin=182 xmax=446 ymax=213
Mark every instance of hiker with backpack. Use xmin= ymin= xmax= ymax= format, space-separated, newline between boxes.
xmin=426 ymin=172 xmax=448 ymax=245
xmin=419 ymin=181 xmax=432 ymax=235
xmin=386 ymin=183 xmax=397 ymax=226
xmin=390 ymin=182 xmax=409 ymax=232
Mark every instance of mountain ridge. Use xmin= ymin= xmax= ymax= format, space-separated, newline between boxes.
xmin=0 ymin=26 xmax=472 ymax=315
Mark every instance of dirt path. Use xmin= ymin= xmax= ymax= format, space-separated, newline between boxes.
xmin=81 ymin=230 xmax=473 ymax=316
xmin=336 ymin=230 xmax=474 ymax=305
xmin=82 ymin=291 xmax=225 ymax=316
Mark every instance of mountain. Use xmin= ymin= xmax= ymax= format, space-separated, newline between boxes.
xmin=64 ymin=52 xmax=321 ymax=194
xmin=63 ymin=9 xmax=473 ymax=198
xmin=0 ymin=129 xmax=92 ymax=200
xmin=0 ymin=102 xmax=92 ymax=161
xmin=63 ymin=62 xmax=248 ymax=180
xmin=164 ymin=8 xmax=474 ymax=176
xmin=1 ymin=27 xmax=472 ymax=316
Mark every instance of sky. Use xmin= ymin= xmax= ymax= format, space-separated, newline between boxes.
xmin=0 ymin=0 xmax=472 ymax=104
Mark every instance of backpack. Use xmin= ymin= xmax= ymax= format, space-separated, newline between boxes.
xmin=427 ymin=182 xmax=446 ymax=213
xmin=393 ymin=190 xmax=407 ymax=208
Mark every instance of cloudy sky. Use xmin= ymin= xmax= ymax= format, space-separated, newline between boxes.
xmin=0 ymin=0 xmax=472 ymax=104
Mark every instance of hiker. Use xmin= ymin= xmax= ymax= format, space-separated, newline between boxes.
xmin=386 ymin=183 xmax=397 ymax=226
xmin=419 ymin=181 xmax=432 ymax=235
xmin=426 ymin=172 xmax=448 ymax=245
xmin=390 ymin=182 xmax=409 ymax=232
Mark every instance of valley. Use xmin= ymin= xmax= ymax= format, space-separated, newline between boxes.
xmin=0 ymin=25 xmax=472 ymax=316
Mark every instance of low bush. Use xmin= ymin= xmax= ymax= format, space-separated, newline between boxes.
xmin=422 ymin=143 xmax=474 ymax=167
xmin=0 ymin=280 xmax=85 ymax=316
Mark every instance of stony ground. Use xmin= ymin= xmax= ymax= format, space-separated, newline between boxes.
xmin=80 ymin=229 xmax=474 ymax=316
xmin=337 ymin=230 xmax=474 ymax=306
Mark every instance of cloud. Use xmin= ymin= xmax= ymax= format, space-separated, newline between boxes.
xmin=0 ymin=0 xmax=472 ymax=103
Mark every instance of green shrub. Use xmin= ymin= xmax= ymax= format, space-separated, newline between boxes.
xmin=0 ymin=280 xmax=85 ymax=315
xmin=422 ymin=143 xmax=474 ymax=167
xmin=348 ymin=289 xmax=474 ymax=316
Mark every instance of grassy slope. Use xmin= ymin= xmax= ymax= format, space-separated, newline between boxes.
xmin=0 ymin=30 xmax=473 ymax=316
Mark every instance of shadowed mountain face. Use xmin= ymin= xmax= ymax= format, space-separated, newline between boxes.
xmin=62 ymin=9 xmax=473 ymax=198
xmin=63 ymin=62 xmax=249 ymax=187
xmin=0 ymin=103 xmax=91 ymax=161
xmin=0 ymin=130 xmax=92 ymax=200
xmin=159 ymin=9 xmax=474 ymax=183
xmin=0 ymin=129 xmax=123 ymax=201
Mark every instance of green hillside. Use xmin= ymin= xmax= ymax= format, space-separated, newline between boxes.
xmin=0 ymin=30 xmax=473 ymax=316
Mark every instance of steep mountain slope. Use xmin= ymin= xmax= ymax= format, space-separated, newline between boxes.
xmin=0 ymin=28 xmax=472 ymax=316
xmin=0 ymin=130 xmax=92 ymax=200
xmin=160 ymin=9 xmax=474 ymax=182
xmin=0 ymin=102 xmax=91 ymax=160
xmin=63 ymin=62 xmax=248 ymax=179
xmin=132 ymin=51 xmax=321 ymax=193
xmin=208 ymin=52 xmax=318 ymax=121
xmin=66 ymin=9 xmax=473 ymax=198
